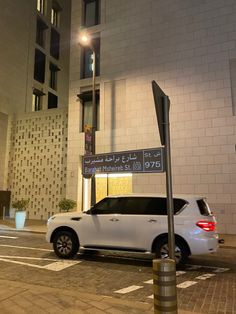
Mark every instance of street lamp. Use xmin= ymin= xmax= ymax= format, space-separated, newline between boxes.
xmin=79 ymin=33 xmax=97 ymax=206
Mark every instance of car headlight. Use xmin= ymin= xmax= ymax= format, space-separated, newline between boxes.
xmin=47 ymin=216 xmax=56 ymax=226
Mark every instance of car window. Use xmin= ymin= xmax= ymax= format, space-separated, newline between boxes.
xmin=146 ymin=198 xmax=182 ymax=215
xmin=122 ymin=197 xmax=151 ymax=215
xmin=197 ymin=199 xmax=211 ymax=216
xmin=92 ymin=197 xmax=124 ymax=215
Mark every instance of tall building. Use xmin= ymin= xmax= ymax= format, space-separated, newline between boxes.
xmin=68 ymin=0 xmax=236 ymax=234
xmin=0 ymin=0 xmax=71 ymax=219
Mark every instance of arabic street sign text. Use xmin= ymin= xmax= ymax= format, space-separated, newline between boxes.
xmin=82 ymin=148 xmax=164 ymax=175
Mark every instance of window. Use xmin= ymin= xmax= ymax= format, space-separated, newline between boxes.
xmin=78 ymin=90 xmax=100 ymax=131
xmin=92 ymin=197 xmax=124 ymax=215
xmin=36 ymin=18 xmax=48 ymax=47
xmin=50 ymin=28 xmax=60 ymax=59
xmin=32 ymin=90 xmax=43 ymax=111
xmin=34 ymin=49 xmax=46 ymax=83
xmin=83 ymin=0 xmax=100 ymax=27
xmin=37 ymin=0 xmax=45 ymax=14
xmin=81 ymin=36 xmax=100 ymax=79
xmin=48 ymin=92 xmax=58 ymax=109
xmin=49 ymin=63 xmax=60 ymax=90
xmin=51 ymin=8 xmax=59 ymax=27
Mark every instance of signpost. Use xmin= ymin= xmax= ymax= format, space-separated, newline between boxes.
xmin=152 ymin=80 xmax=177 ymax=314
xmin=151 ymin=80 xmax=175 ymax=260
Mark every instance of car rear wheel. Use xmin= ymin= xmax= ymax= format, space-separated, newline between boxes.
xmin=155 ymin=238 xmax=188 ymax=265
xmin=53 ymin=230 xmax=79 ymax=259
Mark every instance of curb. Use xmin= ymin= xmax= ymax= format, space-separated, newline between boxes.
xmin=0 ymin=226 xmax=46 ymax=235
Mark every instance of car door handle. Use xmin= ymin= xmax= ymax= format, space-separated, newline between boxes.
xmin=109 ymin=218 xmax=119 ymax=222
xmin=148 ymin=219 xmax=157 ymax=223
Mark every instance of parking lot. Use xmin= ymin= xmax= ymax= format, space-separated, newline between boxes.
xmin=0 ymin=230 xmax=235 ymax=313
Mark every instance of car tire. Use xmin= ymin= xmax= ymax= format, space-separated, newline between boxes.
xmin=53 ymin=230 xmax=79 ymax=259
xmin=155 ymin=237 xmax=188 ymax=265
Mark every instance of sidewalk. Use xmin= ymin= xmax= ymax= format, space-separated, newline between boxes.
xmin=0 ymin=218 xmax=235 ymax=314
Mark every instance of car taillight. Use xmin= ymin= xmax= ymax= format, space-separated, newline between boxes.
xmin=196 ymin=220 xmax=216 ymax=232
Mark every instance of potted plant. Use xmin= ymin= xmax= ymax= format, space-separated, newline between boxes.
xmin=58 ymin=198 xmax=77 ymax=212
xmin=12 ymin=199 xmax=29 ymax=229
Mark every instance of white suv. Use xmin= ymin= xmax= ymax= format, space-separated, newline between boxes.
xmin=46 ymin=194 xmax=219 ymax=264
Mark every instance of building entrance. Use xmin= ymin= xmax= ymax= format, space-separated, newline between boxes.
xmin=95 ymin=174 xmax=132 ymax=202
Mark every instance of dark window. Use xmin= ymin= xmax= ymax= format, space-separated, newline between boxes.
xmin=197 ymin=199 xmax=211 ymax=216
xmin=92 ymin=197 xmax=124 ymax=215
xmin=50 ymin=29 xmax=60 ymax=59
xmin=81 ymin=36 xmax=100 ymax=79
xmin=48 ymin=92 xmax=58 ymax=109
xmin=36 ymin=18 xmax=47 ymax=47
xmin=83 ymin=0 xmax=100 ymax=27
xmin=49 ymin=63 xmax=60 ymax=90
xmin=34 ymin=49 xmax=46 ymax=83
xmin=78 ymin=90 xmax=100 ymax=131
xmin=122 ymin=198 xmax=151 ymax=215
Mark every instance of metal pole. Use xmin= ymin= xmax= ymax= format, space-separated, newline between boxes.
xmin=91 ymin=49 xmax=96 ymax=206
xmin=163 ymin=96 xmax=175 ymax=260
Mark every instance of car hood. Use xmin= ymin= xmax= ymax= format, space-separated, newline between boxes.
xmin=50 ymin=211 xmax=85 ymax=219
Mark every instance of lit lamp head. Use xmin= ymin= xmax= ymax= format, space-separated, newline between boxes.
xmin=79 ymin=33 xmax=93 ymax=49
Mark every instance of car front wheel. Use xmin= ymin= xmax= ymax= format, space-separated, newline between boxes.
xmin=155 ymin=238 xmax=188 ymax=265
xmin=53 ymin=230 xmax=79 ymax=259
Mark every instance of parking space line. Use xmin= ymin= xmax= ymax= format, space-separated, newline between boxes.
xmin=0 ymin=236 xmax=18 ymax=239
xmin=176 ymin=271 xmax=186 ymax=276
xmin=143 ymin=279 xmax=153 ymax=284
xmin=195 ymin=273 xmax=216 ymax=280
xmin=0 ymin=255 xmax=81 ymax=271
xmin=0 ymin=244 xmax=53 ymax=251
xmin=213 ymin=267 xmax=230 ymax=273
xmin=115 ymin=285 xmax=143 ymax=294
xmin=177 ymin=281 xmax=198 ymax=289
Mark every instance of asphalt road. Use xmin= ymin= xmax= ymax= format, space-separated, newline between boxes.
xmin=0 ymin=230 xmax=235 ymax=313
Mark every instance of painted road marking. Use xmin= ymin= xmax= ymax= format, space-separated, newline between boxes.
xmin=177 ymin=281 xmax=198 ymax=289
xmin=0 ymin=244 xmax=53 ymax=252
xmin=144 ymin=279 xmax=153 ymax=284
xmin=0 ymin=236 xmax=18 ymax=239
xmin=0 ymin=255 xmax=81 ymax=271
xmin=186 ymin=264 xmax=230 ymax=273
xmin=115 ymin=285 xmax=143 ymax=294
xmin=176 ymin=271 xmax=186 ymax=276
xmin=213 ymin=267 xmax=230 ymax=273
xmin=195 ymin=273 xmax=216 ymax=280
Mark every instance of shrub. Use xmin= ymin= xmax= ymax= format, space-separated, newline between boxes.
xmin=12 ymin=199 xmax=29 ymax=212
xmin=58 ymin=198 xmax=77 ymax=212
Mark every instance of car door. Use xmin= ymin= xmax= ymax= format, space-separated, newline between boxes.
xmin=78 ymin=197 xmax=127 ymax=248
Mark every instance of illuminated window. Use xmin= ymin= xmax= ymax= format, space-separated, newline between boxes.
xmin=81 ymin=36 xmax=100 ymax=79
xmin=37 ymin=0 xmax=45 ymax=14
xmin=32 ymin=89 xmax=44 ymax=111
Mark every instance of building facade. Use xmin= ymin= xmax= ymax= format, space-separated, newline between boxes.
xmin=68 ymin=0 xmax=236 ymax=234
xmin=0 ymin=0 xmax=71 ymax=219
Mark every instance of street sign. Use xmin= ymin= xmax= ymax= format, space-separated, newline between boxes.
xmin=82 ymin=147 xmax=164 ymax=175
xmin=151 ymin=80 xmax=170 ymax=146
